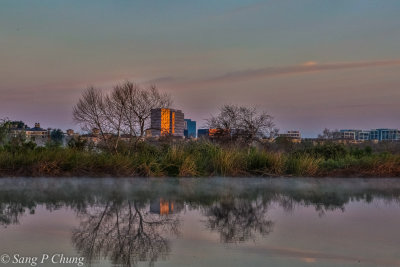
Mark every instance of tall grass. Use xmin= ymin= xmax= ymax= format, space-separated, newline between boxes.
xmin=0 ymin=141 xmax=399 ymax=177
xmin=285 ymin=155 xmax=322 ymax=176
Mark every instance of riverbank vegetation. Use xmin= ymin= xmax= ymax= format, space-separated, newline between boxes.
xmin=0 ymin=140 xmax=399 ymax=177
xmin=1 ymin=81 xmax=399 ymax=178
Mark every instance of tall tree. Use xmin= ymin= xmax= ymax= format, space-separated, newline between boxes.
xmin=115 ymin=82 xmax=172 ymax=137
xmin=73 ymin=87 xmax=114 ymax=151
xmin=73 ymin=82 xmax=171 ymax=152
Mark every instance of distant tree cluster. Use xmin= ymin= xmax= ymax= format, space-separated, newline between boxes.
xmin=50 ymin=129 xmax=64 ymax=145
xmin=206 ymin=104 xmax=278 ymax=145
xmin=0 ymin=119 xmax=37 ymax=150
xmin=318 ymin=128 xmax=339 ymax=139
xmin=0 ymin=118 xmax=10 ymax=145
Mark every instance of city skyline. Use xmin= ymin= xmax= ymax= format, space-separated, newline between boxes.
xmin=1 ymin=0 xmax=400 ymax=137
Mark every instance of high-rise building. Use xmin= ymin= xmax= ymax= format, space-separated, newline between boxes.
xmin=184 ymin=119 xmax=196 ymax=138
xmin=151 ymin=108 xmax=184 ymax=137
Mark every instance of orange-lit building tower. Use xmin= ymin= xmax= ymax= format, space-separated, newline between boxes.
xmin=151 ymin=108 xmax=184 ymax=137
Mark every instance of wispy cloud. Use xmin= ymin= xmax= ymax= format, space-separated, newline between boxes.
xmin=194 ymin=59 xmax=400 ymax=85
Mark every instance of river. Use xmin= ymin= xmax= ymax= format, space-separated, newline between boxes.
xmin=0 ymin=178 xmax=399 ymax=267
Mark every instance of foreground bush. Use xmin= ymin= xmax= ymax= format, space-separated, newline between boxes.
xmin=0 ymin=141 xmax=399 ymax=177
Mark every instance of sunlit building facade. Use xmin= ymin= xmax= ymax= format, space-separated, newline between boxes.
xmin=151 ymin=108 xmax=185 ymax=137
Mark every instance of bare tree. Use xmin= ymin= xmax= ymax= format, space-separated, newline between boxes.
xmin=318 ymin=128 xmax=339 ymax=139
xmin=73 ymin=82 xmax=172 ymax=152
xmin=116 ymin=82 xmax=172 ymax=137
xmin=73 ymin=87 xmax=113 ymax=149
xmin=104 ymin=88 xmax=127 ymax=151
xmin=207 ymin=105 xmax=277 ymax=144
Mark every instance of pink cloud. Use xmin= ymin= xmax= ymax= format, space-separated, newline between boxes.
xmin=193 ymin=59 xmax=400 ymax=85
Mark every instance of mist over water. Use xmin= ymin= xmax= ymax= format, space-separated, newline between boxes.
xmin=1 ymin=178 xmax=400 ymax=267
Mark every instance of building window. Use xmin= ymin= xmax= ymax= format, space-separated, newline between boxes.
xmin=161 ymin=108 xmax=170 ymax=135
xmin=171 ymin=112 xmax=175 ymax=134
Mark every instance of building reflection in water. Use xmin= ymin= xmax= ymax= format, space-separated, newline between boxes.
xmin=72 ymin=200 xmax=180 ymax=267
xmin=150 ymin=198 xmax=184 ymax=215
xmin=1 ymin=178 xmax=400 ymax=266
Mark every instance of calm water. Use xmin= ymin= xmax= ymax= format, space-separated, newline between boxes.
xmin=1 ymin=178 xmax=400 ymax=267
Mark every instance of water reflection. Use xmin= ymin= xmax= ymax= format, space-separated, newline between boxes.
xmin=73 ymin=200 xmax=179 ymax=266
xmin=204 ymin=197 xmax=273 ymax=243
xmin=1 ymin=178 xmax=400 ymax=266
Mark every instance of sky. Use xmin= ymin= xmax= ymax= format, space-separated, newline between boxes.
xmin=1 ymin=0 xmax=400 ymax=137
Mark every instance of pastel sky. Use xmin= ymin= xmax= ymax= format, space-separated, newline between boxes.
xmin=1 ymin=0 xmax=400 ymax=137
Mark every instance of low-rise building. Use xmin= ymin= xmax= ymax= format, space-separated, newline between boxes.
xmin=277 ymin=131 xmax=301 ymax=143
xmin=279 ymin=131 xmax=301 ymax=139
xmin=197 ymin=129 xmax=210 ymax=138
xmin=358 ymin=131 xmax=371 ymax=141
xmin=370 ymin=129 xmax=400 ymax=141
xmin=197 ymin=128 xmax=230 ymax=139
xmin=80 ymin=128 xmax=102 ymax=145
xmin=9 ymin=122 xmax=49 ymax=146
xmin=337 ymin=130 xmax=358 ymax=140
xmin=338 ymin=129 xmax=400 ymax=142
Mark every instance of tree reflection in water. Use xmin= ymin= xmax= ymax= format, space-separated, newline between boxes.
xmin=2 ymin=178 xmax=400 ymax=266
xmin=0 ymin=203 xmax=27 ymax=226
xmin=72 ymin=200 xmax=180 ymax=267
xmin=204 ymin=197 xmax=273 ymax=243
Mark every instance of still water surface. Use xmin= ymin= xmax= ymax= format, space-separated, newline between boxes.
xmin=1 ymin=178 xmax=400 ymax=267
